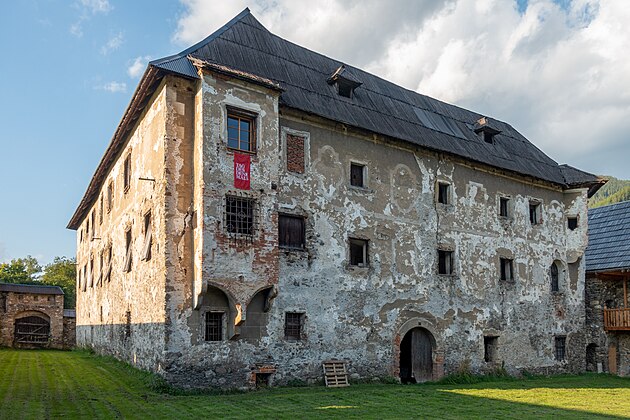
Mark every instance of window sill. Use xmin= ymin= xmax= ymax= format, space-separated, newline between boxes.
xmin=349 ymin=185 xmax=373 ymax=194
xmin=280 ymin=246 xmax=307 ymax=252
xmin=437 ymin=273 xmax=457 ymax=278
xmin=226 ymin=147 xmax=257 ymax=157
xmin=347 ymin=264 xmax=369 ymax=271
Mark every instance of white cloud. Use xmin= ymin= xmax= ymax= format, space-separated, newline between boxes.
xmin=173 ymin=0 xmax=630 ymax=178
xmin=95 ymin=81 xmax=127 ymax=93
xmin=127 ymin=55 xmax=152 ymax=78
xmin=70 ymin=0 xmax=113 ymax=38
xmin=101 ymin=32 xmax=124 ymax=55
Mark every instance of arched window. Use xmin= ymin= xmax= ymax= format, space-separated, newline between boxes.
xmin=551 ymin=263 xmax=559 ymax=292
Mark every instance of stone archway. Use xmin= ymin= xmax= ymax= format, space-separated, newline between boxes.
xmin=14 ymin=312 xmax=51 ymax=347
xmin=400 ymin=327 xmax=435 ymax=383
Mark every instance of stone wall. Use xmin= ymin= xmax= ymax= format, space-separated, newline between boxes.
xmin=0 ymin=291 xmax=65 ymax=349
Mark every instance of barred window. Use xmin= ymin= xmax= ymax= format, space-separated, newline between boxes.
xmin=205 ymin=312 xmax=224 ymax=341
xmin=225 ymin=196 xmax=256 ymax=236
xmin=285 ymin=312 xmax=304 ymax=340
xmin=555 ymin=336 xmax=566 ymax=361
xmin=551 ymin=263 xmax=559 ymax=292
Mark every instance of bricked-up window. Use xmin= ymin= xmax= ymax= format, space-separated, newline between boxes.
xmin=555 ymin=336 xmax=566 ymax=361
xmin=349 ymin=238 xmax=368 ymax=267
xmin=141 ymin=212 xmax=152 ymax=261
xmin=227 ymin=109 xmax=256 ymax=153
xmin=484 ymin=336 xmax=499 ymax=362
xmin=438 ymin=250 xmax=454 ymax=275
xmin=529 ymin=201 xmax=541 ymax=225
xmin=123 ymin=153 xmax=131 ymax=193
xmin=350 ymin=163 xmax=365 ymax=187
xmin=107 ymin=181 xmax=114 ymax=213
xmin=549 ymin=262 xmax=560 ymax=292
xmin=500 ymin=258 xmax=513 ymax=281
xmin=205 ymin=312 xmax=224 ymax=341
xmin=123 ymin=229 xmax=132 ymax=273
xmin=285 ymin=312 xmax=304 ymax=340
xmin=438 ymin=182 xmax=450 ymax=205
xmin=225 ymin=196 xmax=256 ymax=236
xmin=286 ymin=134 xmax=305 ymax=174
xmin=567 ymin=217 xmax=578 ymax=230
xmin=279 ymin=214 xmax=305 ymax=249
xmin=499 ymin=197 xmax=510 ymax=218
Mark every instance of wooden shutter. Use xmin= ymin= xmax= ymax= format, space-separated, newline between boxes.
xmin=142 ymin=219 xmax=152 ymax=261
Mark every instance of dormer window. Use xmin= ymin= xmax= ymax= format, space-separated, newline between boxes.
xmin=328 ymin=65 xmax=362 ymax=99
xmin=474 ymin=117 xmax=501 ymax=144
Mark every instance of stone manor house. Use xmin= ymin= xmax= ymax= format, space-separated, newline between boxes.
xmin=68 ymin=9 xmax=604 ymax=387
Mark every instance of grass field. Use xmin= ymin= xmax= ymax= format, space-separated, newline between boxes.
xmin=1 ymin=349 xmax=630 ymax=419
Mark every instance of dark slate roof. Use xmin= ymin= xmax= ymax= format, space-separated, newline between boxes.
xmin=64 ymin=309 xmax=76 ymax=318
xmin=151 ymin=9 xmax=600 ymax=188
xmin=68 ymin=9 xmax=603 ymax=230
xmin=0 ymin=283 xmax=64 ymax=295
xmin=586 ymin=201 xmax=630 ymax=272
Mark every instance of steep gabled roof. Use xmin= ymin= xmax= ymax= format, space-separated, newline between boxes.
xmin=586 ymin=201 xmax=630 ymax=273
xmin=68 ymin=8 xmax=602 ymax=230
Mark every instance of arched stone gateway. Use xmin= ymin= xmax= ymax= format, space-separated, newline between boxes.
xmin=14 ymin=313 xmax=51 ymax=347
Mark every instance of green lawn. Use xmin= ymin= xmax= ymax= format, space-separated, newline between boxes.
xmin=1 ymin=349 xmax=630 ymax=419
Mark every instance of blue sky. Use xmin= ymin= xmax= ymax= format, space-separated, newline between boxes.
xmin=1 ymin=0 xmax=628 ymax=264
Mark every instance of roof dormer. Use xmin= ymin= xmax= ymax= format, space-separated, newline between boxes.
xmin=474 ymin=117 xmax=502 ymax=144
xmin=327 ymin=65 xmax=362 ymax=98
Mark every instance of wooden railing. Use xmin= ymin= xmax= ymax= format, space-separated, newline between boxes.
xmin=603 ymin=308 xmax=630 ymax=331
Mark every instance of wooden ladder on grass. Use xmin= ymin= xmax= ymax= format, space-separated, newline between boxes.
xmin=322 ymin=360 xmax=350 ymax=388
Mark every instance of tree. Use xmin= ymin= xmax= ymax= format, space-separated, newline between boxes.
xmin=40 ymin=257 xmax=76 ymax=309
xmin=0 ymin=256 xmax=41 ymax=284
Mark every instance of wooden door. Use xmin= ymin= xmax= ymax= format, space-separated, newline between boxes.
xmin=609 ymin=344 xmax=618 ymax=374
xmin=411 ymin=328 xmax=433 ymax=382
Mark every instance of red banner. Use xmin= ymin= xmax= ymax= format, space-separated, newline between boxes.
xmin=234 ymin=153 xmax=251 ymax=190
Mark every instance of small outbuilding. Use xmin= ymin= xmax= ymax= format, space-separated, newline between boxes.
xmin=0 ymin=283 xmax=75 ymax=349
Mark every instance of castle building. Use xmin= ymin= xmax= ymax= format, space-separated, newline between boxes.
xmin=68 ymin=9 xmax=603 ymax=387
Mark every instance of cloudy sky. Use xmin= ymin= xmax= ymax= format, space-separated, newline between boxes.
xmin=1 ymin=0 xmax=628 ymax=264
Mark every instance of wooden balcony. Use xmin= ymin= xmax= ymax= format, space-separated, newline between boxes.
xmin=603 ymin=308 xmax=630 ymax=331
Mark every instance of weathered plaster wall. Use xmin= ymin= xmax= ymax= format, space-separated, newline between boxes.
xmin=0 ymin=292 xmax=65 ymax=349
xmin=75 ymin=79 xmax=172 ymax=371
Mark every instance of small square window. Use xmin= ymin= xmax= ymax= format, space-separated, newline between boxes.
xmin=529 ymin=201 xmax=541 ymax=225
xmin=438 ymin=250 xmax=454 ymax=275
xmin=349 ymin=238 xmax=368 ymax=267
xmin=285 ymin=312 xmax=304 ymax=340
xmin=227 ymin=110 xmax=256 ymax=153
xmin=438 ymin=182 xmax=450 ymax=205
xmin=500 ymin=258 xmax=513 ymax=281
xmin=123 ymin=153 xmax=131 ymax=193
xmin=484 ymin=336 xmax=499 ymax=363
xmin=205 ymin=312 xmax=224 ymax=341
xmin=555 ymin=336 xmax=566 ymax=361
xmin=350 ymin=163 xmax=365 ymax=188
xmin=225 ymin=196 xmax=256 ymax=236
xmin=567 ymin=217 xmax=578 ymax=231
xmin=279 ymin=214 xmax=305 ymax=249
xmin=499 ymin=197 xmax=510 ymax=218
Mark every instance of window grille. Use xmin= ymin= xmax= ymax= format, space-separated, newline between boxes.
xmin=551 ymin=263 xmax=559 ymax=292
xmin=205 ymin=312 xmax=223 ymax=341
xmin=285 ymin=312 xmax=304 ymax=340
xmin=555 ymin=336 xmax=566 ymax=361
xmin=225 ymin=196 xmax=256 ymax=237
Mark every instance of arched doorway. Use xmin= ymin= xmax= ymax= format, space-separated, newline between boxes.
xmin=400 ymin=327 xmax=434 ymax=383
xmin=14 ymin=314 xmax=50 ymax=346
xmin=586 ymin=343 xmax=598 ymax=372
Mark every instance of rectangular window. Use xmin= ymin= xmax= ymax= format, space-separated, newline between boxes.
xmin=286 ymin=134 xmax=305 ymax=174
xmin=567 ymin=217 xmax=578 ymax=230
xmin=125 ymin=310 xmax=131 ymax=340
xmin=350 ymin=163 xmax=365 ymax=188
xmin=279 ymin=214 xmax=305 ymax=249
xmin=499 ymin=197 xmax=510 ymax=218
xmin=285 ymin=312 xmax=304 ymax=340
xmin=225 ymin=196 xmax=256 ymax=236
xmin=104 ymin=245 xmax=112 ymax=282
xmin=529 ymin=201 xmax=541 ymax=225
xmin=90 ymin=211 xmax=95 ymax=239
xmin=227 ymin=110 xmax=256 ymax=153
xmin=123 ymin=229 xmax=132 ymax=273
xmin=555 ymin=336 xmax=566 ymax=361
xmin=97 ymin=250 xmax=103 ymax=287
xmin=99 ymin=196 xmax=104 ymax=225
xmin=500 ymin=258 xmax=513 ymax=281
xmin=107 ymin=181 xmax=113 ymax=213
xmin=142 ymin=212 xmax=152 ymax=261
xmin=89 ymin=257 xmax=93 ymax=288
xmin=123 ymin=153 xmax=131 ymax=192
xmin=484 ymin=336 xmax=499 ymax=363
xmin=438 ymin=182 xmax=450 ymax=205
xmin=205 ymin=312 xmax=224 ymax=341
xmin=438 ymin=250 xmax=454 ymax=275
xmin=349 ymin=238 xmax=368 ymax=267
